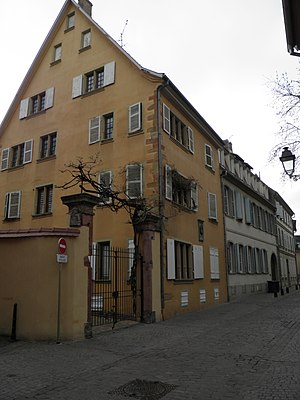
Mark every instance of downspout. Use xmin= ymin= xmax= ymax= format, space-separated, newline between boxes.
xmin=156 ymin=80 xmax=169 ymax=320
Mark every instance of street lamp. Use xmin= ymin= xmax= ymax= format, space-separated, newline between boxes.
xmin=280 ymin=146 xmax=300 ymax=180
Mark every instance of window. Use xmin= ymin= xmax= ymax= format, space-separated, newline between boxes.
xmin=129 ymin=103 xmax=142 ymax=133
xmin=208 ymin=192 xmax=217 ymax=220
xmin=66 ymin=12 xmax=75 ymax=29
xmin=53 ymin=44 xmax=62 ymax=62
xmin=205 ymin=144 xmax=214 ymax=169
xmin=162 ymin=104 xmax=194 ymax=153
xmin=198 ymin=220 xmax=204 ymax=242
xmin=4 ymin=191 xmax=21 ymax=219
xmin=88 ymin=113 xmax=114 ymax=144
xmin=99 ymin=171 xmax=112 ymax=203
xmin=103 ymin=113 xmax=113 ymax=140
xmin=89 ymin=116 xmax=100 ymax=144
xmin=19 ymin=88 xmax=54 ymax=119
xmin=227 ymin=242 xmax=236 ymax=274
xmin=235 ymin=191 xmax=243 ymax=220
xmin=224 ymin=186 xmax=235 ymax=217
xmin=81 ymin=29 xmax=91 ymax=48
xmin=126 ymin=164 xmax=143 ymax=198
xmin=91 ymin=242 xmax=111 ymax=281
xmin=167 ymin=239 xmax=203 ymax=280
xmin=1 ymin=140 xmax=33 ymax=170
xmin=40 ymin=133 xmax=57 ymax=159
xmin=180 ymin=290 xmax=189 ymax=307
xmin=165 ymin=164 xmax=197 ymax=210
xmin=72 ymin=62 xmax=115 ymax=98
xmin=35 ymin=185 xmax=53 ymax=215
xmin=210 ymin=247 xmax=220 ymax=279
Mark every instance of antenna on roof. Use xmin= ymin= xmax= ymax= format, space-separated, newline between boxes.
xmin=119 ymin=20 xmax=128 ymax=48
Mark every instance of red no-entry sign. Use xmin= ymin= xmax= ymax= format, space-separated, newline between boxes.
xmin=58 ymin=238 xmax=67 ymax=254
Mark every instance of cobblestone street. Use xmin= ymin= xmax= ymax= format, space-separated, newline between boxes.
xmin=1 ymin=291 xmax=300 ymax=400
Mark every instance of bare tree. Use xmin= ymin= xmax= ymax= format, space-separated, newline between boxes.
xmin=269 ymin=67 xmax=300 ymax=173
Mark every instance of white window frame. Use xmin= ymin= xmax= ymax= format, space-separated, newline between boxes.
xmin=205 ymin=144 xmax=214 ymax=169
xmin=210 ymin=247 xmax=220 ymax=279
xmin=1 ymin=148 xmax=9 ymax=171
xmin=4 ymin=191 xmax=21 ymax=219
xmin=99 ymin=170 xmax=112 ymax=204
xmin=208 ymin=192 xmax=217 ymax=220
xmin=126 ymin=164 xmax=143 ymax=199
xmin=163 ymin=104 xmax=171 ymax=134
xmin=129 ymin=102 xmax=142 ymax=133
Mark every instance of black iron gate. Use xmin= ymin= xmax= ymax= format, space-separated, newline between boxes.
xmin=90 ymin=245 xmax=142 ymax=327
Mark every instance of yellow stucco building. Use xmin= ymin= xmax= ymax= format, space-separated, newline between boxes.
xmin=0 ymin=0 xmax=228 ymax=340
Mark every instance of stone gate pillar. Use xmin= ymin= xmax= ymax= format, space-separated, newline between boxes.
xmin=135 ymin=214 xmax=160 ymax=324
xmin=61 ymin=193 xmax=99 ymax=337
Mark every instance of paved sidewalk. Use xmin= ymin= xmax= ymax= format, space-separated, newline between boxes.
xmin=1 ymin=291 xmax=300 ymax=400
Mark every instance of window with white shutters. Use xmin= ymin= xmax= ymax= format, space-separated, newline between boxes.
xmin=210 ymin=247 xmax=220 ymax=279
xmin=129 ymin=103 xmax=142 ymax=133
xmin=193 ymin=245 xmax=204 ymax=279
xmin=165 ymin=165 xmax=197 ymax=210
xmin=163 ymin=104 xmax=171 ymax=134
xmin=208 ymin=192 xmax=217 ymax=220
xmin=72 ymin=62 xmax=115 ymax=98
xmin=4 ymin=191 xmax=21 ymax=219
xmin=126 ymin=164 xmax=143 ymax=198
xmin=205 ymin=144 xmax=214 ymax=169
xmin=1 ymin=148 xmax=9 ymax=170
xmin=235 ymin=190 xmax=243 ymax=220
xmin=99 ymin=171 xmax=112 ymax=203
xmin=19 ymin=88 xmax=54 ymax=119
xmin=35 ymin=185 xmax=53 ymax=215
xmin=167 ymin=239 xmax=193 ymax=280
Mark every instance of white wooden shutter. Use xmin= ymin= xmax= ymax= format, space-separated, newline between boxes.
xmin=45 ymin=87 xmax=55 ymax=109
xmin=8 ymin=191 xmax=21 ymax=219
xmin=126 ymin=164 xmax=142 ymax=198
xmin=4 ymin=193 xmax=9 ymax=219
xmin=210 ymin=247 xmax=220 ymax=279
xmin=129 ymin=103 xmax=142 ymax=133
xmin=1 ymin=148 xmax=9 ymax=170
xmin=193 ymin=245 xmax=204 ymax=279
xmin=163 ymin=104 xmax=171 ymax=134
xmin=208 ymin=192 xmax=217 ymax=219
xmin=187 ymin=127 xmax=194 ymax=153
xmin=103 ymin=61 xmax=115 ymax=86
xmin=191 ymin=182 xmax=198 ymax=210
xmin=205 ymin=144 xmax=214 ymax=168
xmin=99 ymin=170 xmax=112 ymax=203
xmin=165 ymin=164 xmax=172 ymax=200
xmin=90 ymin=242 xmax=97 ymax=280
xmin=23 ymin=140 xmax=33 ymax=164
xmin=19 ymin=98 xmax=29 ymax=119
xmin=244 ymin=197 xmax=252 ymax=224
xmin=72 ymin=75 xmax=83 ymax=98
xmin=89 ymin=116 xmax=101 ymax=144
xmin=128 ymin=239 xmax=135 ymax=277
xmin=167 ymin=239 xmax=176 ymax=279
xmin=235 ymin=191 xmax=243 ymax=220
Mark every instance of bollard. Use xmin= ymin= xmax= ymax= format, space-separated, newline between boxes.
xmin=296 ymin=285 xmax=299 ymax=290
xmin=274 ymin=291 xmax=278 ymax=298
xmin=281 ymin=288 xmax=284 ymax=295
xmin=286 ymin=287 xmax=289 ymax=294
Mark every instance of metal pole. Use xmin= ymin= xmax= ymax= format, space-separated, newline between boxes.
xmin=56 ymin=263 xmax=62 ymax=344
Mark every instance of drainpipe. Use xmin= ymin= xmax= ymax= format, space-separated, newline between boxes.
xmin=156 ymin=81 xmax=169 ymax=319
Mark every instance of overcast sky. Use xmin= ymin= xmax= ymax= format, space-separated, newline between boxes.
xmin=1 ymin=0 xmax=300 ymax=231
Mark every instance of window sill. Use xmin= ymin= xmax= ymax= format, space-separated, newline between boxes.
xmin=50 ymin=59 xmax=61 ymax=67
xmin=7 ymin=165 xmax=25 ymax=172
xmin=32 ymin=213 xmax=53 ymax=219
xmin=169 ymin=135 xmax=191 ymax=154
xmin=79 ymin=45 xmax=91 ymax=53
xmin=208 ymin=217 xmax=218 ymax=223
xmin=167 ymin=199 xmax=195 ymax=213
xmin=173 ymin=279 xmax=194 ymax=284
xmin=23 ymin=110 xmax=46 ymax=120
xmin=128 ymin=130 xmax=144 ymax=137
xmin=205 ymin=165 xmax=215 ymax=173
xmin=37 ymin=155 xmax=56 ymax=163
xmin=64 ymin=26 xmax=75 ymax=34
xmin=3 ymin=218 xmax=20 ymax=222
xmin=81 ymin=86 xmax=104 ymax=98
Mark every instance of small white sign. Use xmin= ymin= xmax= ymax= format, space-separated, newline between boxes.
xmin=57 ymin=254 xmax=68 ymax=264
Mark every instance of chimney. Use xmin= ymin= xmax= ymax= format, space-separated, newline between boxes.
xmin=78 ymin=0 xmax=93 ymax=16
